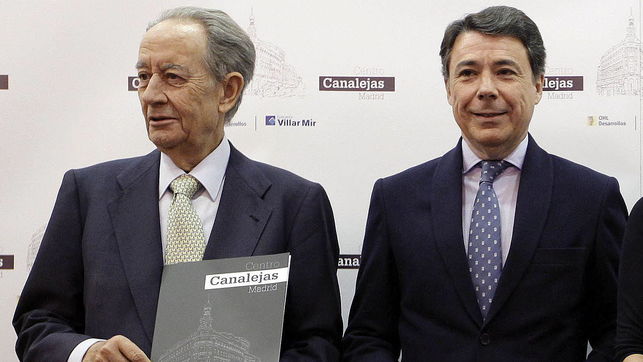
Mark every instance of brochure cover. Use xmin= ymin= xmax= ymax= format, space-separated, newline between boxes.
xmin=151 ymin=253 xmax=291 ymax=362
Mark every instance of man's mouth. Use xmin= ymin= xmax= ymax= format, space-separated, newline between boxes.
xmin=472 ymin=112 xmax=507 ymax=118
xmin=148 ymin=116 xmax=176 ymax=122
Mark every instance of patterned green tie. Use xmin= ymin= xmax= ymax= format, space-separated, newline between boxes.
xmin=165 ymin=174 xmax=206 ymax=265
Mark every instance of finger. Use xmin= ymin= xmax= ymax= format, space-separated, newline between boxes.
xmin=83 ymin=341 xmax=106 ymax=362
xmin=117 ymin=339 xmax=150 ymax=362
xmin=85 ymin=335 xmax=146 ymax=362
xmin=110 ymin=335 xmax=150 ymax=362
xmin=86 ymin=340 xmax=128 ymax=362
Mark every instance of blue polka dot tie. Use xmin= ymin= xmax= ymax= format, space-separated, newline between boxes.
xmin=467 ymin=160 xmax=509 ymax=319
xmin=165 ymin=174 xmax=206 ymax=265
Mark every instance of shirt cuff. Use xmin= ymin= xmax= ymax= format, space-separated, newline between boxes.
xmin=68 ymin=338 xmax=105 ymax=362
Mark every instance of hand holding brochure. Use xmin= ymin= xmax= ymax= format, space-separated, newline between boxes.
xmin=151 ymin=253 xmax=291 ymax=362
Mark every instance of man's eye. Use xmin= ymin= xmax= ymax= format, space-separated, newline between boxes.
xmin=166 ymin=73 xmax=183 ymax=80
xmin=166 ymin=73 xmax=185 ymax=84
xmin=498 ymin=69 xmax=516 ymax=76
xmin=459 ymin=69 xmax=475 ymax=77
xmin=138 ymin=73 xmax=150 ymax=81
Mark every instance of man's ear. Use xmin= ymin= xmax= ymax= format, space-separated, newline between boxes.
xmin=218 ymin=72 xmax=245 ymax=114
xmin=534 ymin=73 xmax=544 ymax=104
xmin=445 ymin=77 xmax=453 ymax=106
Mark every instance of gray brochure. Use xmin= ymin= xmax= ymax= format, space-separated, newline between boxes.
xmin=151 ymin=253 xmax=290 ymax=362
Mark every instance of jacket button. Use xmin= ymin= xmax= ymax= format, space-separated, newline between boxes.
xmin=480 ymin=333 xmax=491 ymax=345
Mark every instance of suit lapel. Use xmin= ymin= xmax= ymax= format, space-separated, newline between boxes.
xmin=432 ymin=140 xmax=484 ymax=326
xmin=107 ymin=150 xmax=163 ymax=343
xmin=203 ymin=144 xmax=272 ymax=259
xmin=485 ymin=135 xmax=553 ymax=323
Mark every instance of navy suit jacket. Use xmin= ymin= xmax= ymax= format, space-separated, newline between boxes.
xmin=14 ymin=143 xmax=342 ymax=361
xmin=342 ymin=136 xmax=626 ymax=362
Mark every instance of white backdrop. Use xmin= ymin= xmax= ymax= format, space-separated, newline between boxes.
xmin=1 ymin=0 xmax=641 ymax=359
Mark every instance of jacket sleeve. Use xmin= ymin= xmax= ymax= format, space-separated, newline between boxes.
xmin=341 ymin=179 xmax=400 ymax=362
xmin=280 ymin=183 xmax=343 ymax=361
xmin=13 ymin=170 xmax=92 ymax=362
xmin=586 ymin=177 xmax=627 ymax=362
xmin=616 ymin=198 xmax=643 ymax=362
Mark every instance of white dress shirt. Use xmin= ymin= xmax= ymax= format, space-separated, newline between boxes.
xmin=461 ymin=136 xmax=528 ymax=265
xmin=158 ymin=137 xmax=229 ymax=254
xmin=68 ymin=138 xmax=230 ymax=361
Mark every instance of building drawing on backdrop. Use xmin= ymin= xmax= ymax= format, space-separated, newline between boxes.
xmin=158 ymin=297 xmax=260 ymax=362
xmin=596 ymin=12 xmax=642 ymax=96
xmin=27 ymin=225 xmax=45 ymax=273
xmin=246 ymin=10 xmax=305 ymax=98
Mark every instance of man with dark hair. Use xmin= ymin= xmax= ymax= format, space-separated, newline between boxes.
xmin=14 ymin=6 xmax=342 ymax=362
xmin=342 ymin=6 xmax=625 ymax=361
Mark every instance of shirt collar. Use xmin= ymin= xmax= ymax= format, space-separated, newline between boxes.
xmin=462 ymin=135 xmax=529 ymax=174
xmin=159 ymin=136 xmax=230 ymax=201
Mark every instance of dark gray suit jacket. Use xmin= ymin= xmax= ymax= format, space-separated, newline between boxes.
xmin=14 ymin=143 xmax=343 ymax=361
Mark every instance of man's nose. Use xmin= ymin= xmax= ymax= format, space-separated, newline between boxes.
xmin=139 ymin=74 xmax=167 ymax=104
xmin=476 ymin=73 xmax=498 ymax=100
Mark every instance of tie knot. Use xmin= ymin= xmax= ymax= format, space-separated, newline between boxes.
xmin=170 ymin=174 xmax=200 ymax=198
xmin=479 ymin=160 xmax=509 ymax=184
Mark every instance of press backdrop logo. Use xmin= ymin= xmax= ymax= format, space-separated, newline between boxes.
xmin=543 ymin=76 xmax=583 ymax=99
xmin=319 ymin=76 xmax=395 ymax=92
xmin=320 ymin=67 xmax=396 ymax=101
xmin=587 ymin=115 xmax=627 ymax=127
xmin=0 ymin=75 xmax=8 ymax=90
xmin=225 ymin=120 xmax=248 ymax=128
xmin=265 ymin=115 xmax=316 ymax=127
xmin=587 ymin=116 xmax=598 ymax=126
xmin=337 ymin=254 xmax=361 ymax=269
xmin=543 ymin=76 xmax=583 ymax=91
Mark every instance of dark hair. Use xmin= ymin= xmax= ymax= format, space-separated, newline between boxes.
xmin=439 ymin=6 xmax=545 ymax=81
xmin=148 ymin=7 xmax=256 ymax=122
